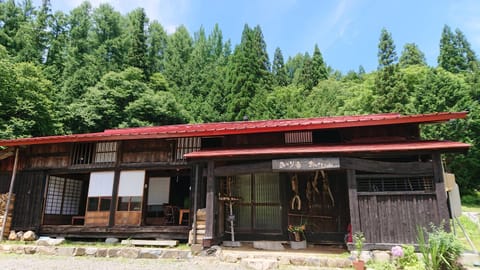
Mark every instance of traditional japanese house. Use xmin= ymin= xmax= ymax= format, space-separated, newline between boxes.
xmin=0 ymin=112 xmax=470 ymax=249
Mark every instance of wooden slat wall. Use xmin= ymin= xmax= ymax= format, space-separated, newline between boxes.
xmin=11 ymin=171 xmax=47 ymax=231
xmin=121 ymin=140 xmax=172 ymax=163
xmin=0 ymin=173 xmax=11 ymax=193
xmin=358 ymin=194 xmax=439 ymax=244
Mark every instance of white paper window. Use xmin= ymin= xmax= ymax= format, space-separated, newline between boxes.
xmin=148 ymin=177 xmax=170 ymax=205
xmin=88 ymin=171 xmax=115 ymax=197
xmin=118 ymin=170 xmax=145 ymax=197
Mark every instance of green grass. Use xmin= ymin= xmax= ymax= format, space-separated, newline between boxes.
xmin=454 ymin=214 xmax=480 ymax=251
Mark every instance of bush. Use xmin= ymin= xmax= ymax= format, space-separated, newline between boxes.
xmin=417 ymin=224 xmax=463 ymax=270
xmin=398 ymin=245 xmax=420 ymax=268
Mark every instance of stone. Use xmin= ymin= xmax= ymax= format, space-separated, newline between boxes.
xmin=107 ymin=248 xmax=120 ymax=257
xmin=161 ymin=250 xmax=191 ymax=259
xmin=22 ymin=231 xmax=36 ymax=241
xmin=372 ymin=250 xmax=391 ymax=263
xmin=57 ymin=247 xmax=75 ymax=257
xmin=240 ymin=258 xmax=279 ymax=270
xmin=37 ymin=246 xmax=57 ymax=255
xmin=85 ymin=247 xmax=97 ymax=256
xmin=190 ymin=244 xmax=203 ymax=255
xmin=253 ymin=241 xmax=285 ymax=251
xmin=119 ymin=248 xmax=140 ymax=259
xmin=73 ymin=247 xmax=85 ymax=256
xmin=139 ymin=249 xmax=161 ymax=259
xmin=105 ymin=238 xmax=119 ymax=244
xmin=96 ymin=248 xmax=107 ymax=257
xmin=8 ymin=231 xmax=17 ymax=241
xmin=12 ymin=245 xmax=24 ymax=254
xmin=200 ymin=245 xmax=221 ymax=257
xmin=290 ymin=257 xmax=306 ymax=266
xmin=36 ymin=237 xmax=65 ymax=246
xmin=15 ymin=231 xmax=23 ymax=240
xmin=304 ymin=257 xmax=321 ymax=266
xmin=23 ymin=246 xmax=37 ymax=254
xmin=221 ymin=253 xmax=240 ymax=263
xmin=289 ymin=240 xmax=306 ymax=250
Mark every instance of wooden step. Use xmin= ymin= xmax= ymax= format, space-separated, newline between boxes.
xmin=120 ymin=239 xmax=178 ymax=247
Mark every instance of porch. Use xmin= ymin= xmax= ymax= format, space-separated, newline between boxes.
xmin=39 ymin=225 xmax=190 ymax=240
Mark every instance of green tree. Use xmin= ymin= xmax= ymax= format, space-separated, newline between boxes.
xmin=377 ymin=28 xmax=397 ymax=69
xmin=225 ymin=24 xmax=272 ymax=120
xmin=126 ymin=8 xmax=148 ymax=75
xmin=164 ymin=25 xmax=193 ymax=91
xmin=272 ymin=47 xmax=288 ymax=86
xmin=399 ymin=43 xmax=426 ymax=67
xmin=438 ymin=25 xmax=478 ymax=73
xmin=312 ymin=44 xmax=328 ymax=81
xmin=146 ymin=20 xmax=167 ymax=76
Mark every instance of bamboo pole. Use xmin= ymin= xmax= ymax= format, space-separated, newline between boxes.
xmin=0 ymin=147 xmax=19 ymax=241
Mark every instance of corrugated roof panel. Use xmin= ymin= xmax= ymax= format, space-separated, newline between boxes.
xmin=0 ymin=112 xmax=468 ymax=146
xmin=184 ymin=141 xmax=470 ymax=159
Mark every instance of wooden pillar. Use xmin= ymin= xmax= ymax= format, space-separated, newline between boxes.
xmin=108 ymin=142 xmax=122 ymax=227
xmin=203 ymin=160 xmax=215 ymax=247
xmin=432 ymin=153 xmax=450 ymax=231
xmin=0 ymin=147 xmax=19 ymax=241
xmin=347 ymin=169 xmax=361 ymax=238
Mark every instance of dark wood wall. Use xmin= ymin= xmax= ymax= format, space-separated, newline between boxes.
xmin=122 ymin=140 xmax=173 ymax=163
xmin=11 ymin=171 xmax=47 ymax=231
xmin=358 ymin=194 xmax=439 ymax=244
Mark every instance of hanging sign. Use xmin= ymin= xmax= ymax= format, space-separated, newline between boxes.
xmin=272 ymin=157 xmax=340 ymax=171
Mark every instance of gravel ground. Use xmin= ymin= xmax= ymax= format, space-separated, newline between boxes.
xmin=0 ymin=254 xmax=241 ymax=270
xmin=0 ymin=253 xmax=337 ymax=270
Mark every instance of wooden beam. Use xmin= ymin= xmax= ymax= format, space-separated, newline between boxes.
xmin=340 ymin=157 xmax=433 ymax=175
xmin=432 ymin=153 xmax=450 ymax=231
xmin=203 ymin=160 xmax=215 ymax=247
xmin=108 ymin=142 xmax=122 ymax=227
xmin=214 ymin=161 xmax=271 ymax=176
xmin=0 ymin=147 xmax=19 ymax=241
xmin=347 ymin=169 xmax=361 ymax=235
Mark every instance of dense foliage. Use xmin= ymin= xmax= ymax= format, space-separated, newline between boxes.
xmin=0 ymin=1 xmax=479 ymax=193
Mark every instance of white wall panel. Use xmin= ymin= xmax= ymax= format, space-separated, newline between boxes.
xmin=118 ymin=170 xmax=145 ymax=196
xmin=88 ymin=171 xmax=115 ymax=197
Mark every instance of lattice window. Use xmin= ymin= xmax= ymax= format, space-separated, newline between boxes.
xmin=94 ymin=142 xmax=117 ymax=163
xmin=71 ymin=143 xmax=95 ymax=165
xmin=357 ymin=176 xmax=434 ymax=192
xmin=45 ymin=176 xmax=64 ymax=214
xmin=45 ymin=176 xmax=83 ymax=215
xmin=62 ymin=179 xmax=82 ymax=215
xmin=71 ymin=142 xmax=117 ymax=165
xmin=176 ymin=137 xmax=201 ymax=160
xmin=285 ymin=131 xmax=312 ymax=144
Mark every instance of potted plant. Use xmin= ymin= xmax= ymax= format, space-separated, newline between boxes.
xmin=352 ymin=231 xmax=365 ymax=270
xmin=288 ymin=224 xmax=306 ymax=249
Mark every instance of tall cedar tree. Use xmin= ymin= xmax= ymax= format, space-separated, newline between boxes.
xmin=438 ymin=25 xmax=478 ymax=73
xmin=126 ymin=8 xmax=148 ymax=76
xmin=377 ymin=28 xmax=397 ymax=69
xmin=225 ymin=24 xmax=271 ymax=120
xmin=373 ymin=28 xmax=408 ymax=113
xmin=312 ymin=44 xmax=328 ymax=81
xmin=399 ymin=43 xmax=426 ymax=67
xmin=272 ymin=47 xmax=288 ymax=86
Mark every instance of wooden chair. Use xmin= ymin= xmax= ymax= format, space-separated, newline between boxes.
xmin=163 ymin=205 xmax=177 ymax=225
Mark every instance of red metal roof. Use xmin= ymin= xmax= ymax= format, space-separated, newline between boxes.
xmin=0 ymin=111 xmax=468 ymax=147
xmin=184 ymin=141 xmax=470 ymax=159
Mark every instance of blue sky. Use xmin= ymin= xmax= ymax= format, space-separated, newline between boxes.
xmin=41 ymin=0 xmax=480 ymax=73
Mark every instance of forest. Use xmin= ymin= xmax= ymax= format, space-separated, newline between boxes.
xmin=0 ymin=1 xmax=479 ymax=194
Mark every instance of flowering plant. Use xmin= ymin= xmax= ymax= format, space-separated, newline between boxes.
xmin=353 ymin=231 xmax=365 ymax=260
xmin=287 ymin=224 xmax=305 ymax=233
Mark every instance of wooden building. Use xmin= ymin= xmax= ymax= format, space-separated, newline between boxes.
xmin=0 ymin=112 xmax=470 ymax=249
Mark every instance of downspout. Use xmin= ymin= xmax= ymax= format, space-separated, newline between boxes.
xmin=0 ymin=147 xmax=19 ymax=241
xmin=192 ymin=164 xmax=199 ymax=244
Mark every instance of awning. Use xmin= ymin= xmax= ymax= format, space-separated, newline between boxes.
xmin=184 ymin=140 xmax=470 ymax=159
